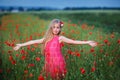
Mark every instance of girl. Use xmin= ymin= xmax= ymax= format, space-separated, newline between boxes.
xmin=13 ymin=19 xmax=97 ymax=80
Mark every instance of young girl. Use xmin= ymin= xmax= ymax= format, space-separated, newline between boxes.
xmin=13 ymin=19 xmax=97 ymax=80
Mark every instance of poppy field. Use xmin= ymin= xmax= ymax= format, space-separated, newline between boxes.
xmin=0 ymin=10 xmax=120 ymax=80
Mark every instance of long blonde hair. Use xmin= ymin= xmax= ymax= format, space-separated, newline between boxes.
xmin=41 ymin=19 xmax=63 ymax=55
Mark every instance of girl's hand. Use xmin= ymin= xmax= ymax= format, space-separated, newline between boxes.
xmin=13 ymin=44 xmax=22 ymax=51
xmin=88 ymin=41 xmax=97 ymax=47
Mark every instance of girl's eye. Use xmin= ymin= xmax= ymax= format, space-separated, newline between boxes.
xmin=57 ymin=27 xmax=60 ymax=29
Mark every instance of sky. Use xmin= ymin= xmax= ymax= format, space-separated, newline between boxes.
xmin=0 ymin=0 xmax=120 ymax=9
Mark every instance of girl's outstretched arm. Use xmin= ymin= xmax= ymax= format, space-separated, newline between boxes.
xmin=60 ymin=36 xmax=97 ymax=47
xmin=13 ymin=38 xmax=44 ymax=51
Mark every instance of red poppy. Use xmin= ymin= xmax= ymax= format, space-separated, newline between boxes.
xmin=81 ymin=23 xmax=87 ymax=29
xmin=91 ymin=67 xmax=96 ymax=72
xmin=90 ymin=48 xmax=95 ymax=53
xmin=35 ymin=57 xmax=40 ymax=61
xmin=104 ymin=39 xmax=108 ymax=44
xmin=30 ymin=35 xmax=32 ymax=40
xmin=20 ymin=49 xmax=26 ymax=54
xmin=24 ymin=70 xmax=28 ymax=74
xmin=67 ymin=49 xmax=72 ymax=55
xmin=16 ymin=54 xmax=19 ymax=57
xmin=9 ymin=55 xmax=13 ymax=61
xmin=4 ymin=41 xmax=11 ymax=46
xmin=28 ymin=63 xmax=35 ymax=67
xmin=31 ymin=48 xmax=35 ymax=52
xmin=89 ymin=32 xmax=92 ymax=35
xmin=117 ymin=39 xmax=120 ymax=44
xmin=80 ymin=68 xmax=85 ymax=74
xmin=76 ymin=53 xmax=81 ymax=57
xmin=27 ymin=45 xmax=31 ymax=50
xmin=11 ymin=60 xmax=16 ymax=65
xmin=29 ymin=73 xmax=33 ymax=77
xmin=38 ymin=75 xmax=44 ymax=80
xmin=21 ymin=56 xmax=26 ymax=60
xmin=10 ymin=43 xmax=15 ymax=47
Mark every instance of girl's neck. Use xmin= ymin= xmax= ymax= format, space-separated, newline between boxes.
xmin=53 ymin=34 xmax=59 ymax=37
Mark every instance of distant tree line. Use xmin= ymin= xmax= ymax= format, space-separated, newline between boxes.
xmin=64 ymin=7 xmax=120 ymax=10
xmin=0 ymin=6 xmax=120 ymax=12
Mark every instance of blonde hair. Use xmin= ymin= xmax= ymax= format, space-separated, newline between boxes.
xmin=41 ymin=19 xmax=63 ymax=55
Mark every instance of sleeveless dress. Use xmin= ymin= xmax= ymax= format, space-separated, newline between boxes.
xmin=44 ymin=35 xmax=66 ymax=78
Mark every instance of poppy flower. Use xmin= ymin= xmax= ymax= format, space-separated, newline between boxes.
xmin=27 ymin=45 xmax=31 ymax=50
xmin=29 ymin=73 xmax=33 ymax=77
xmin=24 ymin=70 xmax=28 ymax=74
xmin=28 ymin=63 xmax=35 ymax=67
xmin=90 ymin=48 xmax=95 ymax=53
xmin=89 ymin=32 xmax=92 ymax=35
xmin=30 ymin=35 xmax=32 ymax=40
xmin=104 ymin=39 xmax=108 ymax=44
xmin=9 ymin=55 xmax=13 ymax=61
xmin=38 ymin=75 xmax=44 ymax=80
xmin=11 ymin=60 xmax=16 ymax=65
xmin=31 ymin=48 xmax=35 ymax=52
xmin=21 ymin=56 xmax=26 ymax=60
xmin=80 ymin=68 xmax=85 ymax=74
xmin=35 ymin=57 xmax=40 ymax=61
xmin=20 ymin=49 xmax=26 ymax=54
xmin=117 ymin=39 xmax=120 ymax=44
xmin=91 ymin=67 xmax=96 ymax=72
xmin=76 ymin=53 xmax=81 ymax=57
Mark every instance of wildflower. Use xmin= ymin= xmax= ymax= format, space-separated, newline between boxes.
xmin=76 ymin=53 xmax=81 ymax=57
xmin=20 ymin=49 xmax=26 ymax=54
xmin=104 ymin=39 xmax=108 ymax=44
xmin=91 ymin=67 xmax=96 ymax=72
xmin=28 ymin=63 xmax=35 ymax=67
xmin=30 ymin=35 xmax=32 ymax=40
xmin=24 ymin=70 xmax=28 ymax=74
xmin=11 ymin=60 xmax=16 ymax=65
xmin=117 ymin=39 xmax=120 ymax=44
xmin=29 ymin=73 xmax=33 ymax=77
xmin=80 ymin=68 xmax=85 ymax=74
xmin=90 ymin=48 xmax=95 ymax=53
xmin=38 ymin=75 xmax=44 ymax=80
xmin=89 ymin=32 xmax=92 ymax=35
xmin=21 ymin=56 xmax=26 ymax=60
xmin=35 ymin=57 xmax=40 ymax=61
xmin=9 ymin=55 xmax=13 ymax=61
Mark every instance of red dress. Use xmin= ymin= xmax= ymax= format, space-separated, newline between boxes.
xmin=44 ymin=35 xmax=66 ymax=78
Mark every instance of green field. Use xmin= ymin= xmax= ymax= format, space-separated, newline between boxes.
xmin=0 ymin=10 xmax=120 ymax=80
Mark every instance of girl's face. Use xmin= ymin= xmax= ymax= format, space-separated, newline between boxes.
xmin=52 ymin=23 xmax=61 ymax=35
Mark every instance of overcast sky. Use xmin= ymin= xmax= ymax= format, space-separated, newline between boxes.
xmin=0 ymin=0 xmax=120 ymax=9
